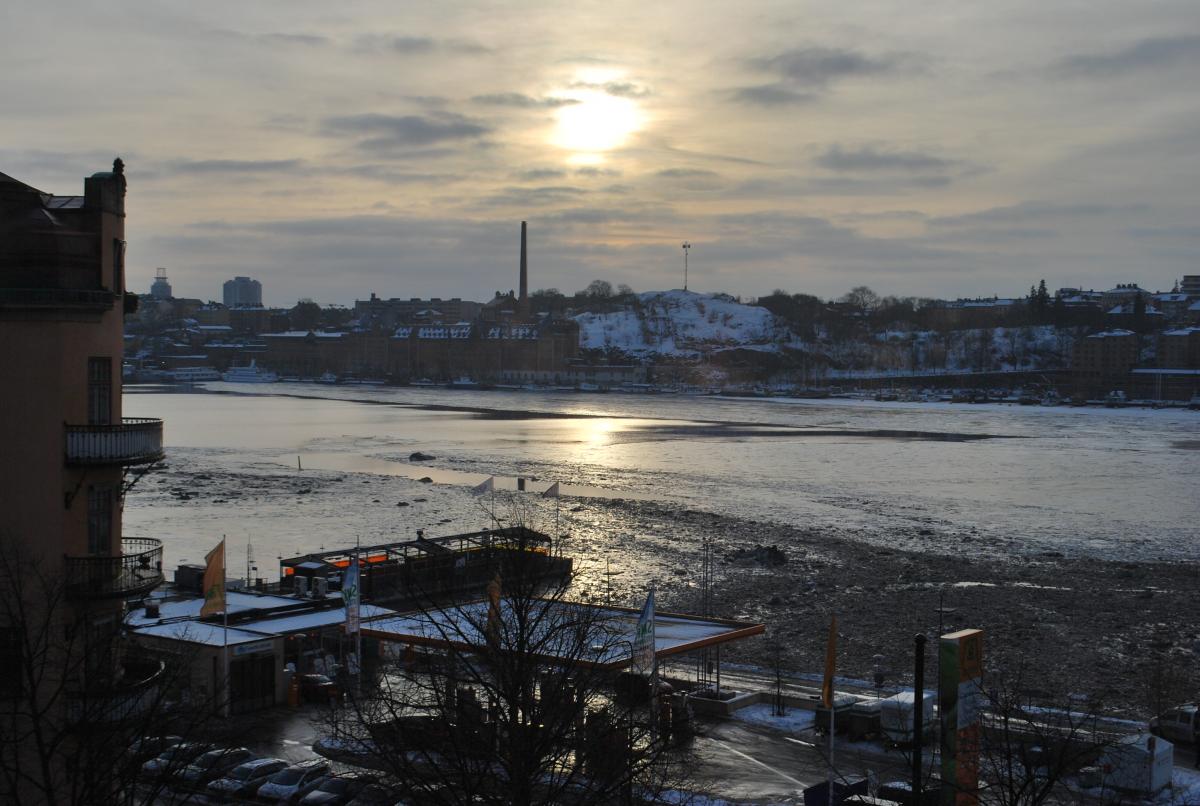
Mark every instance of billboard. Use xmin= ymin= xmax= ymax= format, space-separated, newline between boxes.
xmin=940 ymin=628 xmax=983 ymax=805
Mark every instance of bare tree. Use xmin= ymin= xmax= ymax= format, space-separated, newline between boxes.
xmin=0 ymin=536 xmax=218 ymax=806
xmin=321 ymin=497 xmax=692 ymax=805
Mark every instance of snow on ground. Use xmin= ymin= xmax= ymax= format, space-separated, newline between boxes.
xmin=574 ymin=290 xmax=787 ymax=357
xmin=732 ymin=702 xmax=816 ymax=735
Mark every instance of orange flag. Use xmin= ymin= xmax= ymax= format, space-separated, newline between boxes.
xmin=821 ymin=614 xmax=838 ymax=708
xmin=200 ymin=539 xmax=226 ymax=617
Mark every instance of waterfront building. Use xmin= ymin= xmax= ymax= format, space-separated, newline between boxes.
xmin=223 ymin=275 xmax=263 ymax=308
xmin=0 ymin=160 xmax=166 ymax=800
xmin=1071 ymin=329 xmax=1139 ymax=397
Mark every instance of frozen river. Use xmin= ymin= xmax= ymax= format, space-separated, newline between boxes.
xmin=124 ymin=383 xmax=1200 ymax=573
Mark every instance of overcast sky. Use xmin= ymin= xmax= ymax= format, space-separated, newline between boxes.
xmin=3 ymin=1 xmax=1198 ymax=306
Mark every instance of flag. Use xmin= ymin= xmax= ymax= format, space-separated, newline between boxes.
xmin=471 ymin=476 xmax=494 ymax=496
xmin=200 ymin=539 xmax=226 ymax=617
xmin=632 ymin=588 xmax=656 ymax=676
xmin=342 ymin=554 xmax=360 ymax=633
xmin=542 ymin=481 xmax=560 ymax=498
xmin=821 ymin=614 xmax=838 ymax=709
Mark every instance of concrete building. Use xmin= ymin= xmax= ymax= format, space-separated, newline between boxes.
xmin=223 ymin=275 xmax=263 ymax=308
xmin=0 ymin=161 xmax=166 ymax=799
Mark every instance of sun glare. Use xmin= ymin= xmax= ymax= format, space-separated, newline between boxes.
xmin=553 ymin=90 xmax=639 ymax=154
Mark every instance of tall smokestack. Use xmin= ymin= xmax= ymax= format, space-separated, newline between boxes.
xmin=519 ymin=220 xmax=528 ymax=303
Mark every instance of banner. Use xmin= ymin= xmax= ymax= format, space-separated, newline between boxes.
xmin=632 ymin=588 xmax=656 ymax=676
xmin=471 ymin=476 xmax=495 ymax=496
xmin=342 ymin=555 xmax=360 ymax=633
xmin=200 ymin=539 xmax=226 ymax=617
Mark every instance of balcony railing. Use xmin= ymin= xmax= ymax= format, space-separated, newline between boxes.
xmin=66 ymin=657 xmax=167 ymax=726
xmin=65 ymin=417 xmax=163 ymax=465
xmin=64 ymin=537 xmax=164 ymax=599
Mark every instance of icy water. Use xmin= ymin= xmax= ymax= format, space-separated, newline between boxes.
xmin=123 ymin=383 xmax=1200 ymax=573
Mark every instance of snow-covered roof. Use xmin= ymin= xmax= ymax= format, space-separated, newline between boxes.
xmin=127 ymin=590 xmax=308 ymax=626
xmin=237 ymin=603 xmax=394 ymax=635
xmin=132 ymin=621 xmax=275 ymax=647
xmin=262 ymin=330 xmax=344 ymax=339
xmin=1163 ymin=327 xmax=1200 ymax=336
xmin=364 ymin=599 xmax=764 ymax=669
xmin=1086 ymin=329 xmax=1136 ymax=339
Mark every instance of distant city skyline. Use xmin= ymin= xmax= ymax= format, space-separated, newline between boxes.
xmin=4 ymin=2 xmax=1198 ymax=305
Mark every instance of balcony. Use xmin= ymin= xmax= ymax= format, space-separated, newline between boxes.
xmin=65 ymin=417 xmax=163 ymax=466
xmin=66 ymin=657 xmax=167 ymax=726
xmin=64 ymin=537 xmax=164 ymax=600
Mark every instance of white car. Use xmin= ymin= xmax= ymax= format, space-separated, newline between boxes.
xmin=207 ymin=757 xmax=289 ymax=801
xmin=256 ymin=760 xmax=330 ymax=803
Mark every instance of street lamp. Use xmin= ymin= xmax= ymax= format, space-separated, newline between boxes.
xmin=680 ymin=242 xmax=691 ymax=291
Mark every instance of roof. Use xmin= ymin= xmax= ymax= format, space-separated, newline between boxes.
xmin=363 ymin=599 xmax=764 ymax=670
xmin=132 ymin=621 xmax=275 ymax=647
xmin=127 ymin=590 xmax=317 ymax=626
xmin=238 ymin=604 xmax=393 ymax=635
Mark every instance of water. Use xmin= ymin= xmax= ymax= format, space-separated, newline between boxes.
xmin=123 ymin=383 xmax=1200 ymax=573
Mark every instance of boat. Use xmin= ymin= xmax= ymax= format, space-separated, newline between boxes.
xmin=167 ymin=366 xmax=221 ymax=383
xmin=221 ymin=360 xmax=278 ymax=383
xmin=448 ymin=377 xmax=480 ymax=389
xmin=1040 ymin=391 xmax=1064 ymax=407
xmin=409 ymin=378 xmax=437 ymax=387
xmin=1104 ymin=390 xmax=1127 ymax=408
xmin=1188 ymin=394 xmax=1200 ymax=411
xmin=316 ymin=372 xmax=339 ymax=384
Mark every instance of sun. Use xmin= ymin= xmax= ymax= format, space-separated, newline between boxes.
xmin=553 ymin=90 xmax=640 ymax=155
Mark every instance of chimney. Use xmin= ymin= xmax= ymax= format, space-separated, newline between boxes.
xmin=519 ymin=221 xmax=528 ymax=303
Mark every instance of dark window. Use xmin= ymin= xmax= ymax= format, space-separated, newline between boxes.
xmin=112 ymin=239 xmax=126 ymax=293
xmin=87 ymin=486 xmax=113 ymax=555
xmin=87 ymin=357 xmax=111 ymax=425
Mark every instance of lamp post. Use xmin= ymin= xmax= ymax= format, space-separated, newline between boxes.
xmin=681 ymin=242 xmax=691 ymax=291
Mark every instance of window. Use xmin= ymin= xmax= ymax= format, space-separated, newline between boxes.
xmin=87 ymin=485 xmax=113 ymax=555
xmin=87 ymin=357 xmax=111 ymax=425
xmin=112 ymin=239 xmax=126 ymax=293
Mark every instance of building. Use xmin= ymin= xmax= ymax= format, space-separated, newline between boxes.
xmin=354 ymin=294 xmax=482 ymax=330
xmin=150 ymin=267 xmax=172 ymax=300
xmin=1 ymin=160 xmax=166 ymax=799
xmin=223 ymin=275 xmax=263 ymax=308
xmin=1181 ymin=275 xmax=1200 ymax=297
xmin=1071 ymin=329 xmax=1139 ymax=397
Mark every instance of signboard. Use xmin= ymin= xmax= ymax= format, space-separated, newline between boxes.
xmin=940 ymin=628 xmax=983 ymax=805
xmin=232 ymin=640 xmax=274 ymax=657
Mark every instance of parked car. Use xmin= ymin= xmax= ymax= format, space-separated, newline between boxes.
xmin=127 ymin=735 xmax=183 ymax=763
xmin=140 ymin=741 xmax=211 ymax=780
xmin=175 ymin=746 xmax=255 ymax=789
xmin=1150 ymin=704 xmax=1200 ymax=744
xmin=207 ymin=757 xmax=290 ymax=801
xmin=299 ymin=773 xmax=372 ymax=805
xmin=300 ymin=673 xmax=341 ymax=704
xmin=256 ymin=760 xmax=330 ymax=803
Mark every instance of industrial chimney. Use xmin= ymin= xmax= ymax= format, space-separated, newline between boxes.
xmin=519 ymin=220 xmax=528 ymax=304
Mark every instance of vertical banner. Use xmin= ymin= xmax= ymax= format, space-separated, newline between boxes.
xmin=342 ymin=554 xmax=360 ymax=633
xmin=939 ymin=628 xmax=984 ymax=805
xmin=632 ymin=588 xmax=656 ymax=676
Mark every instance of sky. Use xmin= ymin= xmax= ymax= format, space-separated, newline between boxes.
xmin=2 ymin=1 xmax=1198 ymax=307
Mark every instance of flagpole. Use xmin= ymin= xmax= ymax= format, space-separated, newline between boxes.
xmin=355 ymin=536 xmax=362 ymax=695
xmin=222 ymin=536 xmax=229 ymax=718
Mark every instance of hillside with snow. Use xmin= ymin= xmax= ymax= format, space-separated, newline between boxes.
xmin=574 ymin=290 xmax=792 ymax=358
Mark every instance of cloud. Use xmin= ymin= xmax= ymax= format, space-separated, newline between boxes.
xmin=575 ymin=166 xmax=621 ymax=177
xmin=730 ymin=84 xmax=817 ymax=106
xmin=749 ymin=47 xmax=905 ymax=88
xmin=355 ymin=34 xmax=490 ymax=55
xmin=258 ymin=33 xmax=329 ymax=47
xmin=514 ymin=168 xmax=567 ymax=181
xmin=471 ymin=93 xmax=578 ymax=108
xmin=928 ymin=201 xmax=1145 ymax=228
xmin=168 ymin=159 xmax=304 ymax=175
xmin=322 ymin=113 xmax=490 ymax=151
xmin=569 ymin=80 xmax=652 ymax=98
xmin=656 ymin=168 xmax=719 ymax=179
xmin=815 ymin=146 xmax=956 ymax=173
xmin=478 ymin=185 xmax=589 ymax=207
xmin=1054 ymin=35 xmax=1200 ymax=77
